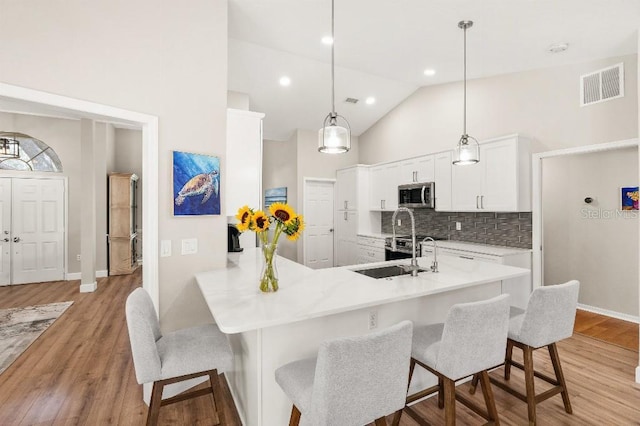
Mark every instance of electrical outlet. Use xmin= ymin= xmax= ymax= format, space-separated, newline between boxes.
xmin=76 ymin=254 xmax=81 ymax=261
xmin=368 ymin=311 xmax=378 ymax=330
xmin=456 ymin=221 xmax=462 ymax=231
xmin=397 ymin=219 xmax=402 ymax=226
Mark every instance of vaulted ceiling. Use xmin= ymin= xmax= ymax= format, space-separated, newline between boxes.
xmin=228 ymin=0 xmax=640 ymax=140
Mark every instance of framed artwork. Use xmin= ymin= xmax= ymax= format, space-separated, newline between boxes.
xmin=265 ymin=187 xmax=287 ymax=208
xmin=173 ymin=151 xmax=220 ymax=216
xmin=621 ymin=186 xmax=639 ymax=210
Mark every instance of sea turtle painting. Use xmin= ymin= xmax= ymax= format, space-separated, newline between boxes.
xmin=172 ymin=151 xmax=221 ymax=216
xmin=174 ymin=170 xmax=219 ymax=206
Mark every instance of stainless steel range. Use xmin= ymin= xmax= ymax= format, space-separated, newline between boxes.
xmin=384 ymin=235 xmax=444 ymax=260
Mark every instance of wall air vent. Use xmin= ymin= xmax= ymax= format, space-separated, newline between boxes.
xmin=345 ymin=98 xmax=359 ymax=104
xmin=580 ymin=63 xmax=624 ymax=107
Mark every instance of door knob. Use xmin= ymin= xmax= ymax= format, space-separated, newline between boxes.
xmin=329 ymin=228 xmax=334 ymax=233
xmin=13 ymin=237 xmax=20 ymax=243
xmin=2 ymin=238 xmax=8 ymax=242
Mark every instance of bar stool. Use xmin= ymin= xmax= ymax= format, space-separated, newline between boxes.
xmin=275 ymin=320 xmax=413 ymax=426
xmin=401 ymin=294 xmax=510 ymax=426
xmin=470 ymin=280 xmax=580 ymax=425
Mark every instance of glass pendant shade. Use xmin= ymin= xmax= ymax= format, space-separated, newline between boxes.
xmin=318 ymin=114 xmax=350 ymax=154
xmin=453 ymin=134 xmax=479 ymax=165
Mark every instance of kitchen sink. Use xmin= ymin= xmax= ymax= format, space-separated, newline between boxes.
xmin=353 ymin=265 xmax=428 ymax=279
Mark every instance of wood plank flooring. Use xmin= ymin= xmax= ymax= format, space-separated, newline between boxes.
xmin=0 ymin=273 xmax=639 ymax=425
xmin=574 ymin=308 xmax=639 ymax=351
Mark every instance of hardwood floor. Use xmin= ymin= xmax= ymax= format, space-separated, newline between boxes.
xmin=574 ymin=309 xmax=639 ymax=352
xmin=1 ymin=274 xmax=639 ymax=425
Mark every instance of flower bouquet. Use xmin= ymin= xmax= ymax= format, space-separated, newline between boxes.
xmin=236 ymin=203 xmax=304 ymax=292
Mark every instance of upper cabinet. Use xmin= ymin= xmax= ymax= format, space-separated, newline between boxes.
xmin=434 ymin=151 xmax=452 ymax=211
xmin=226 ymin=109 xmax=265 ymax=216
xmin=336 ymin=167 xmax=358 ymax=210
xmin=399 ymin=155 xmax=435 ymax=184
xmin=451 ymin=134 xmax=531 ymax=212
xmin=369 ymin=162 xmax=400 ymax=211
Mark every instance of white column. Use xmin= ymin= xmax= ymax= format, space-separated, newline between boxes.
xmin=80 ymin=118 xmax=97 ymax=292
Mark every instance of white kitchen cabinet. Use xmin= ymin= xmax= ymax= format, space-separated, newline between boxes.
xmin=226 ymin=108 xmax=265 ymax=216
xmin=400 ymin=155 xmax=435 ymax=184
xmin=356 ymin=235 xmax=385 ymax=264
xmin=369 ymin=162 xmax=400 ymax=211
xmin=451 ymin=134 xmax=531 ymax=212
xmin=335 ymin=166 xmax=377 ymax=266
xmin=434 ymin=151 xmax=452 ymax=211
xmin=336 ymin=210 xmax=358 ymax=266
xmin=421 ymin=241 xmax=531 ymax=309
xmin=336 ymin=167 xmax=358 ymax=210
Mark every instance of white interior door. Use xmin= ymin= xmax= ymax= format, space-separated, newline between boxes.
xmin=11 ymin=178 xmax=65 ymax=285
xmin=304 ymin=180 xmax=335 ymax=269
xmin=0 ymin=179 xmax=11 ymax=286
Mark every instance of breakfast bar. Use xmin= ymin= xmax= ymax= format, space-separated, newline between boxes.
xmin=196 ymin=248 xmax=530 ymax=425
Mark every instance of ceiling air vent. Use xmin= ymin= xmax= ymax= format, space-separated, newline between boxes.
xmin=580 ymin=63 xmax=624 ymax=107
xmin=345 ymin=98 xmax=359 ymax=104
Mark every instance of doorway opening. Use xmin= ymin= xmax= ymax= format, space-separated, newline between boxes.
xmin=532 ymin=138 xmax=639 ymax=323
xmin=0 ymin=83 xmax=159 ymax=310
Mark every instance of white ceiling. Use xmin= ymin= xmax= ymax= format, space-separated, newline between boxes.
xmin=228 ymin=0 xmax=640 ymax=141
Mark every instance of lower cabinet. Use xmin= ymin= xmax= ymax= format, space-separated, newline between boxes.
xmin=422 ymin=242 xmax=531 ymax=309
xmin=356 ymin=235 xmax=385 ymax=264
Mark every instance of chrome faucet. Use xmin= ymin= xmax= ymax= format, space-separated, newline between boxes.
xmin=391 ymin=207 xmax=419 ymax=277
xmin=422 ymin=237 xmax=439 ymax=273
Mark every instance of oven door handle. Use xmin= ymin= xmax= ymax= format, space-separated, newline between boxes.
xmin=421 ymin=185 xmax=426 ymax=205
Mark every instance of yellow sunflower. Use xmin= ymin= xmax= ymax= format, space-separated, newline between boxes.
xmin=236 ymin=205 xmax=253 ymax=232
xmin=286 ymin=215 xmax=305 ymax=241
xmin=269 ymin=202 xmax=296 ymax=225
xmin=253 ymin=210 xmax=270 ymax=232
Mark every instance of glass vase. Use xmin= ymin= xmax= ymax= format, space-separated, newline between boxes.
xmin=260 ymin=243 xmax=279 ymax=292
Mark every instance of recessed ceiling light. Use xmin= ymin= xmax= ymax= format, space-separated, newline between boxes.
xmin=365 ymin=97 xmax=376 ymax=105
xmin=423 ymin=69 xmax=436 ymax=76
xmin=548 ymin=43 xmax=569 ymax=53
xmin=321 ymin=36 xmax=333 ymax=45
xmin=279 ymin=76 xmax=291 ymax=87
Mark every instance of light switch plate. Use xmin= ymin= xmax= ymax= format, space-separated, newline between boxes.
xmin=160 ymin=240 xmax=172 ymax=257
xmin=456 ymin=221 xmax=462 ymax=231
xmin=181 ymin=238 xmax=198 ymax=255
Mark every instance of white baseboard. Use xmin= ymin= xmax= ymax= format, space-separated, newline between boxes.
xmin=577 ymin=303 xmax=639 ymax=324
xmin=66 ymin=270 xmax=108 ymax=281
xmin=79 ymin=281 xmax=97 ymax=293
xmin=636 ymin=366 xmax=640 ymax=384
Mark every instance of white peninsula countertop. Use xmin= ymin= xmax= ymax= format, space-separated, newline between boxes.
xmin=196 ymin=248 xmax=530 ymax=334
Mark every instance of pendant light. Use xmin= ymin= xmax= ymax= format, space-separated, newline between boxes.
xmin=318 ymin=0 xmax=350 ymax=154
xmin=452 ymin=20 xmax=479 ymax=165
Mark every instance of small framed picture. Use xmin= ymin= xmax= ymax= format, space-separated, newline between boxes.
xmin=173 ymin=151 xmax=220 ymax=216
xmin=621 ymin=186 xmax=639 ymax=211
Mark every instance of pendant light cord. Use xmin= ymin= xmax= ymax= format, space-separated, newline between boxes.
xmin=331 ymin=0 xmax=336 ymax=116
xmin=463 ymin=24 xmax=467 ymax=136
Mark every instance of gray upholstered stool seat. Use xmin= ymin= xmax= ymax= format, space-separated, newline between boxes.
xmin=401 ymin=294 xmax=511 ymax=426
xmin=275 ymin=320 xmax=413 ymax=426
xmin=125 ymin=288 xmax=233 ymax=426
xmin=470 ymin=280 xmax=580 ymax=426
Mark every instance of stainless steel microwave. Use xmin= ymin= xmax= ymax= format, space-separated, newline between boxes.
xmin=398 ymin=182 xmax=435 ymax=208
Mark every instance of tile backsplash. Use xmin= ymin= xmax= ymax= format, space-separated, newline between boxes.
xmin=381 ymin=210 xmax=532 ymax=249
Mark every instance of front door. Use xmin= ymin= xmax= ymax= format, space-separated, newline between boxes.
xmin=304 ymin=180 xmax=335 ymax=269
xmin=11 ymin=178 xmax=65 ymax=285
xmin=0 ymin=178 xmax=11 ymax=285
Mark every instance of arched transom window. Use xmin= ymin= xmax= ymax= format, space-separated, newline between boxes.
xmin=0 ymin=132 xmax=63 ymax=172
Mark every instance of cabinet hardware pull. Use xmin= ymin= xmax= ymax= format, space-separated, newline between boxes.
xmin=480 ymin=195 xmax=484 ymax=209
xmin=344 ymin=200 xmax=347 ymax=209
xmin=459 ymin=255 xmax=474 ymax=260
xmin=476 ymin=195 xmax=480 ymax=209
xmin=344 ymin=212 xmax=347 ymax=221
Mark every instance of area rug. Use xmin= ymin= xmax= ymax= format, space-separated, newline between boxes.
xmin=0 ymin=301 xmax=73 ymax=375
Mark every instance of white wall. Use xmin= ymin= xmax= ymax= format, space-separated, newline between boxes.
xmin=360 ymin=54 xmax=638 ymax=162
xmin=262 ymin=138 xmax=298 ymax=261
xmin=227 ymin=91 xmax=250 ymax=110
xmin=0 ymin=0 xmax=229 ymax=331
xmin=543 ymin=147 xmax=639 ymax=316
